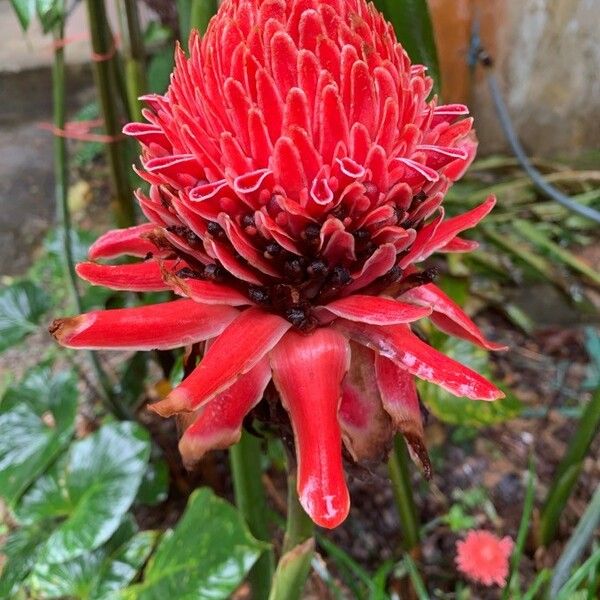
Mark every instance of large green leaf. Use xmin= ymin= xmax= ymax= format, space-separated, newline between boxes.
xmin=28 ymin=518 xmax=158 ymax=599
xmin=35 ymin=0 xmax=63 ymax=32
xmin=9 ymin=0 xmax=35 ymax=30
xmin=373 ymin=0 xmax=441 ymax=93
xmin=0 ymin=520 xmax=51 ymax=597
xmin=17 ymin=422 xmax=151 ymax=564
xmin=122 ymin=488 xmax=267 ymax=599
xmin=0 ymin=280 xmax=50 ymax=352
xmin=0 ymin=366 xmax=77 ymax=506
xmin=420 ymin=339 xmax=522 ymax=426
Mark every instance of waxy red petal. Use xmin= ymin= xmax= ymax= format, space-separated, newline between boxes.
xmin=178 ymin=359 xmax=272 ymax=466
xmin=335 ymin=322 xmax=504 ymax=401
xmin=165 ymin=273 xmax=252 ymax=306
xmin=403 ymin=283 xmax=507 ymax=351
xmin=270 ymin=328 xmax=351 ymax=528
xmin=322 ymin=295 xmax=431 ymax=325
xmin=151 ymin=308 xmax=290 ymax=416
xmin=375 ymin=355 xmax=431 ymax=477
xmin=76 ymin=260 xmax=172 ymax=292
xmin=88 ymin=224 xmax=160 ymax=260
xmin=50 ymin=299 xmax=238 ymax=351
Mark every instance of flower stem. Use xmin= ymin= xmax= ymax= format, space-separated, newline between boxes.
xmin=51 ymin=15 xmax=127 ymax=420
xmin=388 ymin=435 xmax=420 ymax=551
xmin=268 ymin=469 xmax=314 ymax=600
xmin=118 ymin=0 xmax=147 ymax=122
xmin=85 ymin=0 xmax=135 ymax=227
xmin=229 ymin=431 xmax=275 ymax=599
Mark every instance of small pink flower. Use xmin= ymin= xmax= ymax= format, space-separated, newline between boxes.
xmin=456 ymin=530 xmax=514 ymax=587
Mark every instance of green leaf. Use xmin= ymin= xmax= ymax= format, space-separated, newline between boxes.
xmin=17 ymin=422 xmax=151 ymax=564
xmin=0 ymin=280 xmax=50 ymax=352
xmin=136 ymin=455 xmax=169 ymax=506
xmin=0 ymin=520 xmax=51 ymax=597
xmin=373 ymin=0 xmax=441 ymax=93
xmin=148 ymin=46 xmax=175 ymax=94
xmin=122 ymin=488 xmax=266 ymax=599
xmin=35 ymin=0 xmax=62 ymax=32
xmin=9 ymin=0 xmax=35 ymax=30
xmin=0 ymin=366 xmax=77 ymax=506
xmin=28 ymin=518 xmax=158 ymax=599
xmin=420 ymin=339 xmax=522 ymax=426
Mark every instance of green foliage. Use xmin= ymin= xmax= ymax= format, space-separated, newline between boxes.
xmin=0 ymin=366 xmax=77 ymax=507
xmin=372 ymin=0 xmax=441 ymax=94
xmin=121 ymin=488 xmax=267 ymax=599
xmin=419 ymin=338 xmax=522 ymax=426
xmin=9 ymin=0 xmax=35 ymax=30
xmin=17 ymin=422 xmax=151 ymax=564
xmin=9 ymin=0 xmax=63 ymax=32
xmin=0 ymin=280 xmax=50 ymax=353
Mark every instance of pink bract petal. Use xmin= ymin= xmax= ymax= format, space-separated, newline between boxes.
xmin=50 ymin=299 xmax=238 ymax=351
xmin=403 ymin=283 xmax=507 ymax=351
xmin=339 ymin=342 xmax=394 ymax=463
xmin=271 ymin=328 xmax=351 ymax=528
xmin=76 ymin=260 xmax=173 ymax=292
xmin=164 ymin=272 xmax=253 ymax=306
xmin=178 ymin=358 xmax=272 ymax=466
xmin=375 ymin=355 xmax=431 ymax=476
xmin=322 ymin=295 xmax=431 ymax=325
xmin=335 ymin=321 xmax=504 ymax=401
xmin=88 ymin=224 xmax=160 ymax=260
xmin=151 ymin=308 xmax=290 ymax=416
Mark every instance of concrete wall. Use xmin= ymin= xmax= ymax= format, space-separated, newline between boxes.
xmin=429 ymin=0 xmax=600 ymax=157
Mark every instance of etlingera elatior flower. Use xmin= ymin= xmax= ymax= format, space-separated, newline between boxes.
xmin=51 ymin=0 xmax=505 ymax=528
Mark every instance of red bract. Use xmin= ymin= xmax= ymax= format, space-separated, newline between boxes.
xmin=51 ymin=0 xmax=505 ymax=528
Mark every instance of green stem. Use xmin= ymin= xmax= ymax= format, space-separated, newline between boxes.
xmin=269 ymin=470 xmax=314 ymax=600
xmin=190 ymin=0 xmax=218 ymax=33
xmin=229 ymin=432 xmax=275 ymax=600
xmin=118 ymin=0 xmax=147 ymax=121
xmin=388 ymin=435 xmax=420 ymax=551
xmin=539 ymin=388 xmax=600 ymax=546
xmin=85 ymin=0 xmax=135 ymax=227
xmin=51 ymin=15 xmax=127 ymax=420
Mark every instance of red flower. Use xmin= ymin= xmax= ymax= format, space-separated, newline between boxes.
xmin=456 ymin=530 xmax=514 ymax=587
xmin=51 ymin=0 xmax=504 ymax=528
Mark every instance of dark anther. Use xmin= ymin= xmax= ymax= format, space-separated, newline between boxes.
xmin=271 ymin=283 xmax=302 ymax=310
xmin=396 ymin=266 xmax=439 ymax=294
xmin=382 ymin=264 xmax=403 ymax=284
xmin=264 ymin=242 xmax=282 ymax=258
xmin=166 ymin=225 xmax=201 ymax=247
xmin=207 ymin=221 xmax=225 ymax=238
xmin=143 ymin=252 xmax=154 ymax=261
xmin=203 ymin=263 xmax=227 ymax=282
xmin=412 ymin=191 xmax=427 ymax=204
xmin=307 ymin=259 xmax=328 ymax=278
xmin=393 ymin=206 xmax=406 ymax=224
xmin=331 ymin=205 xmax=347 ymax=221
xmin=330 ymin=266 xmax=351 ymax=285
xmin=353 ymin=228 xmax=370 ymax=241
xmin=176 ymin=267 xmax=203 ymax=279
xmin=285 ymin=306 xmax=309 ymax=328
xmin=242 ymin=214 xmax=256 ymax=229
xmin=284 ymin=257 xmax=305 ymax=282
xmin=303 ymin=223 xmax=321 ymax=240
xmin=247 ymin=285 xmax=271 ymax=305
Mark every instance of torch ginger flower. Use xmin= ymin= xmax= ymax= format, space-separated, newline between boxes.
xmin=50 ymin=0 xmax=505 ymax=528
xmin=456 ymin=530 xmax=514 ymax=587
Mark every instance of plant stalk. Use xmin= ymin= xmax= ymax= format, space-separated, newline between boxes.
xmin=118 ymin=0 xmax=147 ymax=121
xmin=51 ymin=16 xmax=127 ymax=419
xmin=388 ymin=435 xmax=420 ymax=551
xmin=85 ymin=0 xmax=135 ymax=227
xmin=268 ymin=470 xmax=314 ymax=600
xmin=229 ymin=431 xmax=275 ymax=600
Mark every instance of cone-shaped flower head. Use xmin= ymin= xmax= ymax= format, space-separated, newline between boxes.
xmin=456 ymin=530 xmax=514 ymax=587
xmin=51 ymin=0 xmax=505 ymax=528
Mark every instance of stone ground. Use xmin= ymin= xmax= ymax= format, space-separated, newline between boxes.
xmin=0 ymin=66 xmax=94 ymax=278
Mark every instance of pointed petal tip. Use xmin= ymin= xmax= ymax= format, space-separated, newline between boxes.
xmin=48 ymin=315 xmax=90 ymax=346
xmin=149 ymin=390 xmax=190 ymax=417
xmin=299 ymin=481 xmax=350 ymax=529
